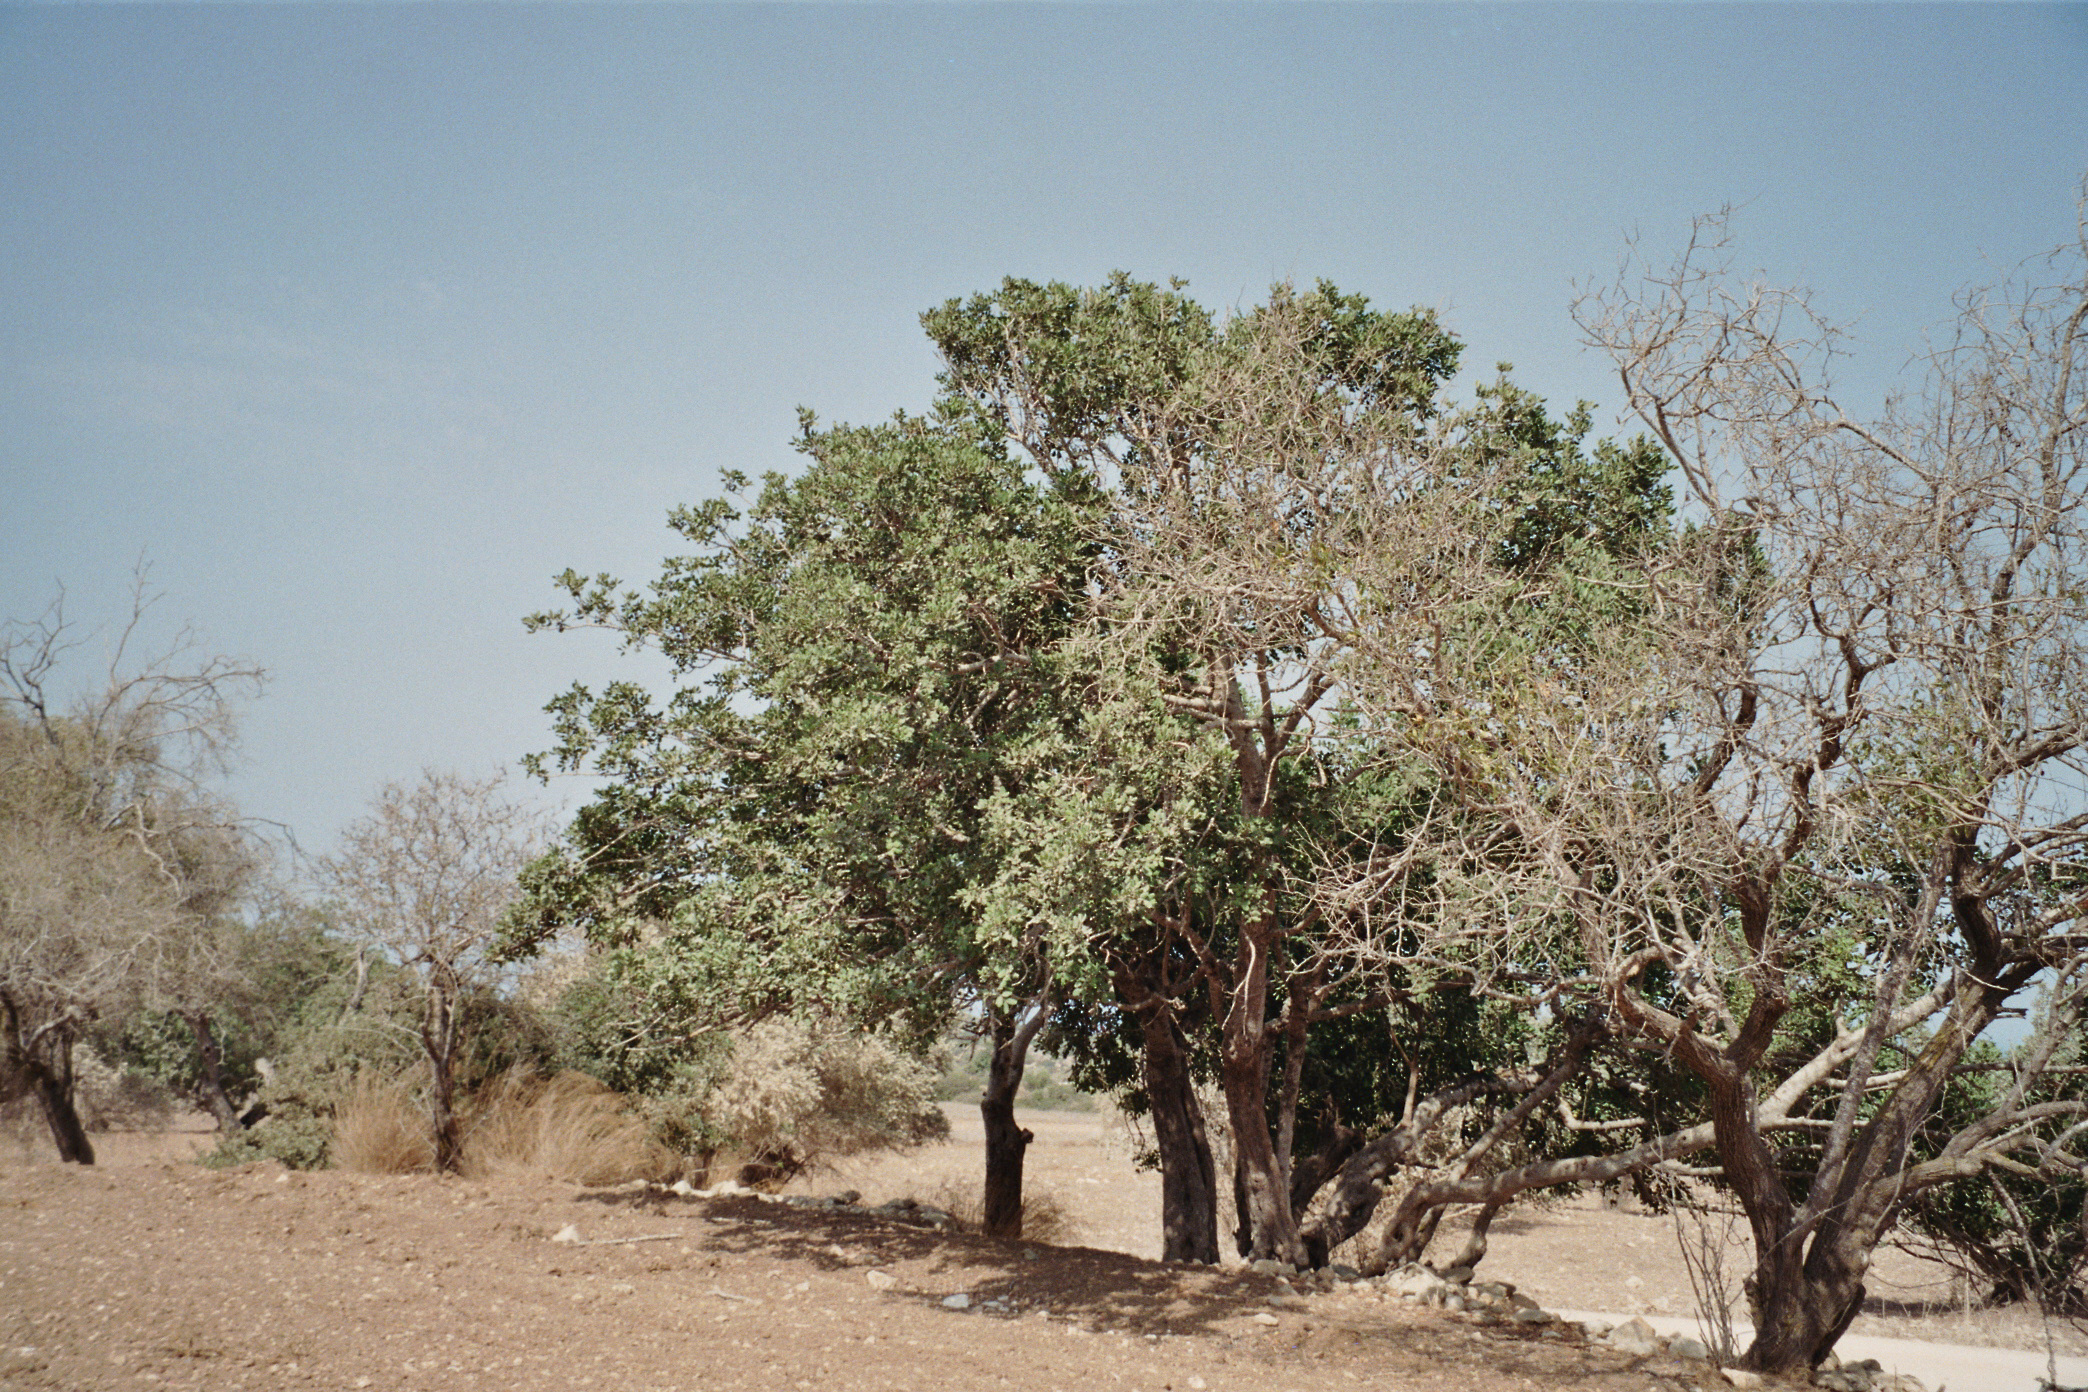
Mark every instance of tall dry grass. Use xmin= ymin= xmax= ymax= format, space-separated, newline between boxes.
xmin=332 ymin=1074 xmax=435 ymax=1174
xmin=331 ymin=1069 xmax=672 ymax=1184
xmin=461 ymin=1070 xmax=673 ymax=1186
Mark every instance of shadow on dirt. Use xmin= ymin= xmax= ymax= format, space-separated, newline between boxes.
xmin=559 ymin=1188 xmax=1681 ymax=1389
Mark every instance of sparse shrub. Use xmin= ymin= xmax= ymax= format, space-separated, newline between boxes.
xmin=460 ymin=1069 xmax=673 ymax=1186
xmin=707 ymin=1017 xmax=949 ymax=1186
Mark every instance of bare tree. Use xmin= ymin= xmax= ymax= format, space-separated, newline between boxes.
xmin=0 ymin=583 xmax=263 ymax=1162
xmin=1364 ymin=200 xmax=2088 ymax=1375
xmin=317 ymin=771 xmax=544 ymax=1172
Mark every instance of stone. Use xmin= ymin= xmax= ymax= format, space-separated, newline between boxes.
xmin=1624 ymin=1274 xmax=1644 ymax=1289
xmin=1719 ymin=1372 xmax=1764 ymax=1389
xmin=1510 ymin=1307 xmax=1553 ymax=1324
xmin=1251 ymin=1312 xmax=1280 ymax=1326
xmin=865 ymin=1270 xmax=897 ymax=1291
xmin=1187 ymin=1379 xmax=1207 ymax=1391
xmin=940 ymin=1293 xmax=972 ymax=1311
xmin=1439 ymin=1265 xmax=1475 ymax=1283
xmin=1330 ymin=1264 xmax=1361 ymax=1282
xmin=1603 ymin=1317 xmax=1660 ymax=1355
xmin=550 ymin=1225 xmax=581 ymax=1244
xmin=1666 ymin=1334 xmax=1709 ymax=1360
xmin=1266 ymin=1293 xmax=1309 ymax=1309
xmin=1247 ymin=1259 xmax=1296 ymax=1277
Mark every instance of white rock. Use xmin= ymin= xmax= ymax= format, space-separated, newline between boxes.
xmin=1603 ymin=1316 xmax=1660 ymax=1355
xmin=1251 ymin=1312 xmax=1280 ymax=1326
xmin=865 ymin=1270 xmax=897 ymax=1291
xmin=550 ymin=1224 xmax=581 ymax=1244
xmin=1187 ymin=1379 xmax=1207 ymax=1391
xmin=1510 ymin=1307 xmax=1553 ymax=1324
xmin=669 ymin=1179 xmax=697 ymax=1196
xmin=941 ymin=1293 xmax=972 ymax=1311
xmin=1624 ymin=1274 xmax=1644 ymax=1289
xmin=1718 ymin=1371 xmax=1764 ymax=1389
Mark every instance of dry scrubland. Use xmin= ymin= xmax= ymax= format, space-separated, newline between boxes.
xmin=3 ymin=1104 xmax=2082 ymax=1392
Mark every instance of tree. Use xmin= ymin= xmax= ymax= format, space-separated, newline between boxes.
xmin=519 ymin=411 xmax=1097 ymax=1231
xmin=1370 ymin=202 xmax=2088 ymax=1374
xmin=317 ymin=770 xmax=543 ymax=1173
xmin=0 ymin=585 xmax=263 ymax=1163
xmin=933 ymin=276 xmax=1675 ymax=1265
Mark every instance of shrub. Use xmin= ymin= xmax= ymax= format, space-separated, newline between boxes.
xmin=707 ymin=1017 xmax=949 ymax=1186
xmin=460 ymin=1069 xmax=673 ymax=1186
xmin=332 ymin=1073 xmax=437 ymax=1173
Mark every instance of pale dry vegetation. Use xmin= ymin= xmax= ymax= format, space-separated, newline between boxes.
xmin=332 ymin=1068 xmax=670 ymax=1184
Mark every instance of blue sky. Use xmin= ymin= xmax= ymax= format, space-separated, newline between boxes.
xmin=5 ymin=3 xmax=2086 ymax=856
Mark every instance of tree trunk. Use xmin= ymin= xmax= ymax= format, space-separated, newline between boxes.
xmin=1 ymin=992 xmax=94 ymax=1165
xmin=28 ymin=1044 xmax=95 ymax=1164
xmin=182 ymin=1011 xmax=242 ymax=1132
xmin=1133 ymin=993 xmax=1219 ymax=1264
xmin=981 ymin=1008 xmax=1039 ymax=1240
xmin=1222 ymin=1018 xmax=1307 ymax=1264
xmin=422 ymin=974 xmax=463 ymax=1174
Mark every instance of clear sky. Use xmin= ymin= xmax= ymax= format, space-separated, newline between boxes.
xmin=5 ymin=3 xmax=2087 ymax=858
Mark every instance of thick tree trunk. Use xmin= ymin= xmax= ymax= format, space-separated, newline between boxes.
xmin=1221 ymin=996 xmax=1307 ymax=1266
xmin=182 ymin=1011 xmax=243 ymax=1132
xmin=29 ymin=1049 xmax=95 ymax=1164
xmin=1 ymin=992 xmax=94 ymax=1165
xmin=1133 ymin=994 xmax=1219 ymax=1263
xmin=981 ymin=1009 xmax=1039 ymax=1239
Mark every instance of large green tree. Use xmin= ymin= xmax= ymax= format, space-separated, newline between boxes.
xmin=519 ymin=406 xmax=1099 ymax=1234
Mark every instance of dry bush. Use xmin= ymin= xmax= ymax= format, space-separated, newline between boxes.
xmin=707 ymin=1018 xmax=949 ymax=1184
xmin=331 ymin=1074 xmax=434 ymax=1174
xmin=921 ymin=1177 xmax=1078 ymax=1245
xmin=461 ymin=1069 xmax=672 ymax=1186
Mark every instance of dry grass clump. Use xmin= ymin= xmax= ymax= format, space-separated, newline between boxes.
xmin=332 ymin=1074 xmax=435 ymax=1174
xmin=461 ymin=1069 xmax=673 ymax=1186
xmin=921 ymin=1177 xmax=1078 ymax=1245
xmin=332 ymin=1069 xmax=669 ymax=1183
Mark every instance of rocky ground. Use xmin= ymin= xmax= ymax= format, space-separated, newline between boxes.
xmin=1 ymin=1108 xmax=2080 ymax=1392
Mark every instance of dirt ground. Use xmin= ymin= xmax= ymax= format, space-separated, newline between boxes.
xmin=1 ymin=1106 xmax=2078 ymax=1392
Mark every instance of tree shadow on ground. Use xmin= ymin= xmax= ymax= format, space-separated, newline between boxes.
xmin=563 ymin=1187 xmax=1714 ymax=1390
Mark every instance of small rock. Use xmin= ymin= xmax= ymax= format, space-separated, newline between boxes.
xmin=1267 ymin=1292 xmax=1310 ymax=1309
xmin=1247 ymin=1258 xmax=1296 ymax=1277
xmin=1330 ymin=1264 xmax=1361 ymax=1282
xmin=834 ymin=1190 xmax=861 ymax=1205
xmin=865 ymin=1270 xmax=897 ymax=1291
xmin=1187 ymin=1379 xmax=1207 ymax=1391
xmin=1510 ymin=1307 xmax=1553 ymax=1324
xmin=1251 ymin=1312 xmax=1280 ymax=1326
xmin=607 ymin=1282 xmax=636 ymax=1296
xmin=1666 ymin=1334 xmax=1709 ymax=1360
xmin=940 ymin=1293 xmax=972 ymax=1311
xmin=669 ymin=1179 xmax=697 ymax=1196
xmin=550 ymin=1225 xmax=581 ymax=1245
xmin=1603 ymin=1317 xmax=1660 ymax=1355
xmin=1719 ymin=1371 xmax=1764 ymax=1390
xmin=1624 ymin=1274 xmax=1644 ymax=1289
xmin=1439 ymin=1265 xmax=1475 ymax=1283
xmin=1443 ymin=1294 xmax=1466 ymax=1312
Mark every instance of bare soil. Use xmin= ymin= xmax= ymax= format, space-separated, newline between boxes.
xmin=1 ymin=1105 xmax=2077 ymax=1392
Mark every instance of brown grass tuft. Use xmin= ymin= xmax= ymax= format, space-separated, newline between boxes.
xmin=332 ymin=1074 xmax=435 ymax=1174
xmin=460 ymin=1070 xmax=673 ymax=1187
xmin=920 ymin=1177 xmax=1078 ymax=1245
